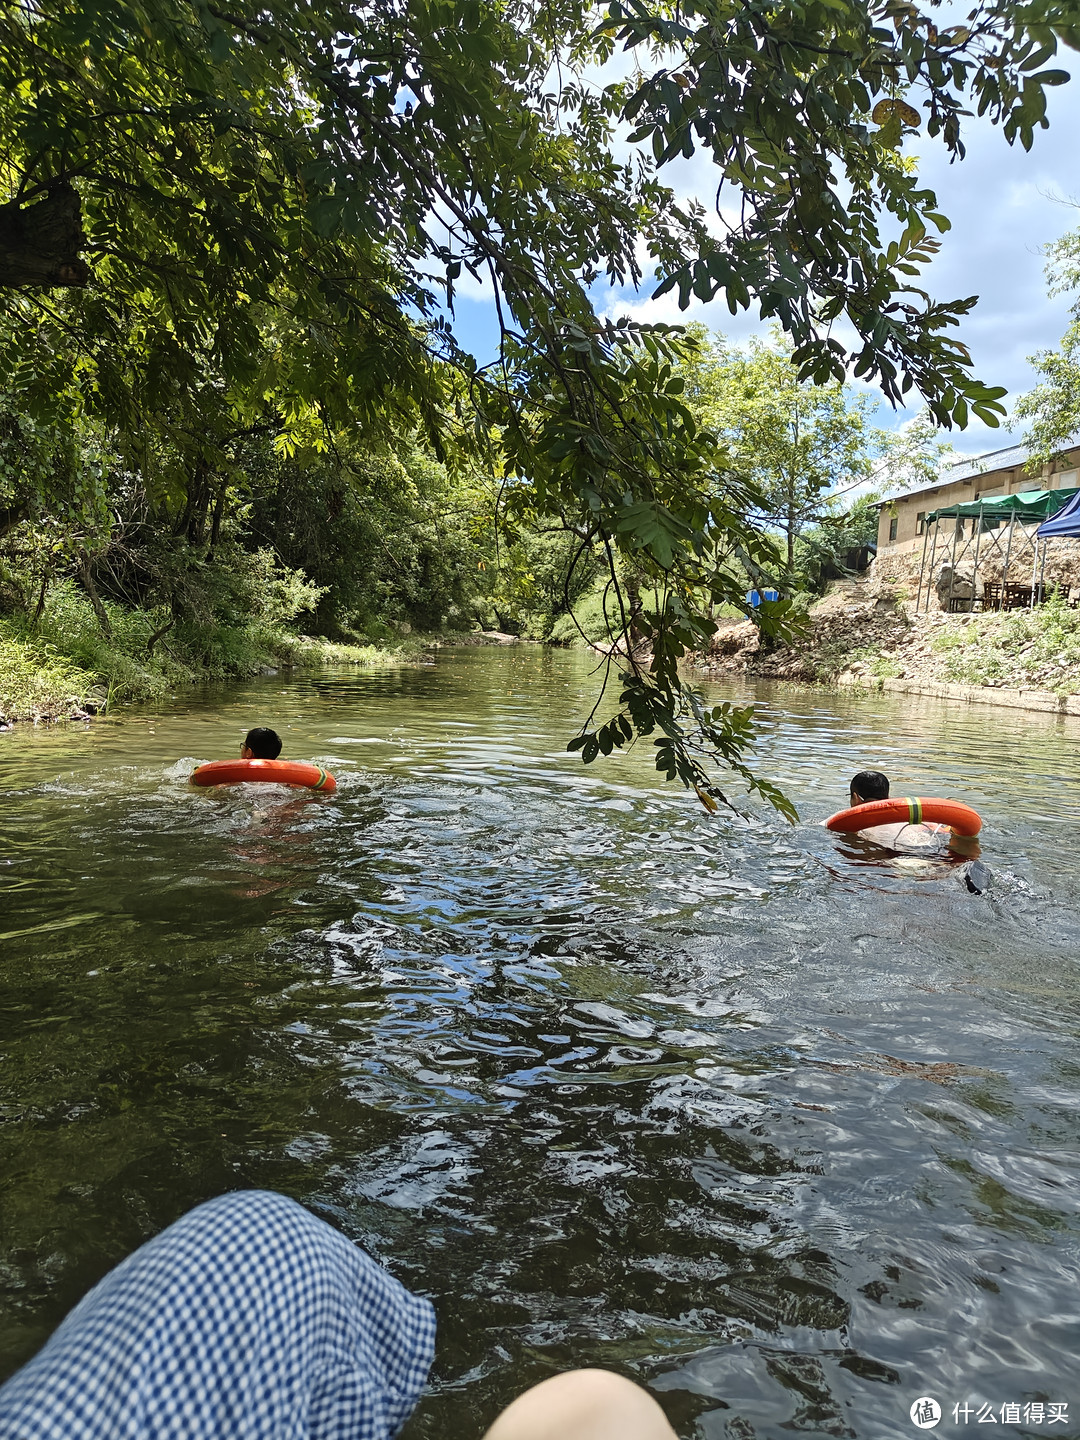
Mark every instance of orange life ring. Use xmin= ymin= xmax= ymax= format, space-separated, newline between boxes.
xmin=191 ymin=759 xmax=336 ymax=792
xmin=825 ymin=797 xmax=980 ymax=837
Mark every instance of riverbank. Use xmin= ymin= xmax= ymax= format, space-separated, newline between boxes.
xmin=0 ymin=592 xmax=432 ymax=724
xmin=0 ymin=591 xmax=537 ymax=725
xmin=692 ymin=582 xmax=1080 ymax=714
xmin=0 ymin=628 xmax=410 ymax=725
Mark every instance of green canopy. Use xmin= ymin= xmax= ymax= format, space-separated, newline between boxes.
xmin=925 ymin=487 xmax=1080 ymax=523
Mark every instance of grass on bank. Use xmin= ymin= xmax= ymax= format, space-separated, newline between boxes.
xmin=930 ymin=592 xmax=1080 ymax=693
xmin=0 ymin=584 xmax=417 ymax=722
xmin=0 ymin=633 xmax=95 ymax=722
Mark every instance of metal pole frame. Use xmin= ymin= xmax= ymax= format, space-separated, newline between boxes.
xmin=1002 ymin=512 xmax=1016 ymax=600
xmin=949 ymin=511 xmax=963 ymax=598
xmin=926 ymin=516 xmax=941 ymax=611
xmin=1030 ymin=532 xmax=1041 ymax=607
xmin=915 ymin=519 xmax=930 ymax=615
xmin=941 ymin=508 xmax=978 ymax=610
xmin=971 ymin=502 xmax=984 ymax=607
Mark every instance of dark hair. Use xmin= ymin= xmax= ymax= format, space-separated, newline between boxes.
xmin=245 ymin=726 xmax=282 ymax=759
xmin=850 ymin=770 xmax=889 ymax=802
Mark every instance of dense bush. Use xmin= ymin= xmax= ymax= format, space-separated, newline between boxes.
xmin=0 ymin=400 xmax=511 ymax=717
xmin=244 ymin=441 xmax=495 ymax=637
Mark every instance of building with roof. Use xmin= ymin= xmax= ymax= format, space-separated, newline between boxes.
xmin=874 ymin=436 xmax=1080 ymax=558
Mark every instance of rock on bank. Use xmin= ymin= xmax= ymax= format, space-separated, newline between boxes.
xmin=695 ymin=585 xmax=911 ymax=684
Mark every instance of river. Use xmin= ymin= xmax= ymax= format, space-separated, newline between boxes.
xmin=1 ymin=646 xmax=1078 ymax=1437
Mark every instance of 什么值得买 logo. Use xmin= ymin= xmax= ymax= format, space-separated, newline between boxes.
xmin=910 ymin=1398 xmax=942 ymax=1429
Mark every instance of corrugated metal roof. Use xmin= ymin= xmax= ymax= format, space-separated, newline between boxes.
xmin=874 ymin=433 xmax=1080 ymax=507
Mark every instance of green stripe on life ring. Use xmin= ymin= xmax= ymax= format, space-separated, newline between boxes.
xmin=905 ymin=797 xmax=922 ymax=825
xmin=313 ymin=768 xmax=329 ymax=790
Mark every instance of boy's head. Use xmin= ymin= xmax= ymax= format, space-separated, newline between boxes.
xmin=850 ymin=770 xmax=889 ymax=806
xmin=242 ymin=727 xmax=283 ymax=760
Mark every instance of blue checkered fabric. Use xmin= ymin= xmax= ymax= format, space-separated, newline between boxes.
xmin=0 ymin=1190 xmax=436 ymax=1440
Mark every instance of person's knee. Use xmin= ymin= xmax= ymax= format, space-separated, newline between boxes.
xmin=193 ymin=1188 xmax=307 ymax=1226
xmin=482 ymin=1368 xmax=678 ymax=1440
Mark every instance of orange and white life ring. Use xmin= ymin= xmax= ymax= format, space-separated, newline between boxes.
xmin=191 ymin=759 xmax=336 ymax=792
xmin=825 ymin=797 xmax=981 ymax=837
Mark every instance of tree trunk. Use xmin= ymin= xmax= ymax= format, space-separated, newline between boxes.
xmin=145 ymin=616 xmax=175 ymax=656
xmin=31 ymin=573 xmax=49 ymax=626
xmin=0 ymin=500 xmax=29 ymax=538
xmin=208 ymin=482 xmax=227 ymax=554
xmin=0 ymin=182 xmax=89 ymax=288
xmin=78 ymin=552 xmax=113 ymax=637
xmin=177 ymin=460 xmax=214 ymax=545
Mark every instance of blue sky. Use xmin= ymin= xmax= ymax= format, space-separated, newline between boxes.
xmin=447 ymin=73 xmax=1080 ymax=459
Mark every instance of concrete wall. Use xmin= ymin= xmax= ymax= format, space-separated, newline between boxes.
xmin=876 ymin=449 xmax=1080 ymax=557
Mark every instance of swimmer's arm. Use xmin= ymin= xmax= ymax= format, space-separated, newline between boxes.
xmin=919 ymin=823 xmax=981 ymax=857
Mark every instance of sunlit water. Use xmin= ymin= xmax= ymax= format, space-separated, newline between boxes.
xmin=1 ymin=647 xmax=1078 ymax=1437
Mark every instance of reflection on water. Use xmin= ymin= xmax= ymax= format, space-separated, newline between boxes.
xmin=1 ymin=649 xmax=1078 ymax=1437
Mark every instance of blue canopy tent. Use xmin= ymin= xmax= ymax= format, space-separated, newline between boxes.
xmin=1036 ymin=487 xmax=1080 ymax=539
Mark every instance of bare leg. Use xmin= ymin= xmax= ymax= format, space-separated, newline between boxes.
xmin=482 ymin=1369 xmax=678 ymax=1440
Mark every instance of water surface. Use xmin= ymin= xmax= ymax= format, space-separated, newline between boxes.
xmin=1 ymin=648 xmax=1078 ymax=1437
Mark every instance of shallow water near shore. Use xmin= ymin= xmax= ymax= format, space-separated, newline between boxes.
xmin=1 ymin=647 xmax=1078 ymax=1437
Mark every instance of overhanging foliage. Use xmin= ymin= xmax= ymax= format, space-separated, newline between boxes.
xmin=0 ymin=0 xmax=1076 ymax=812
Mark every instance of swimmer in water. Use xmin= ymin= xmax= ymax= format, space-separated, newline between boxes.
xmin=241 ymin=727 xmax=283 ymax=759
xmin=846 ymin=770 xmax=980 ymax=858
